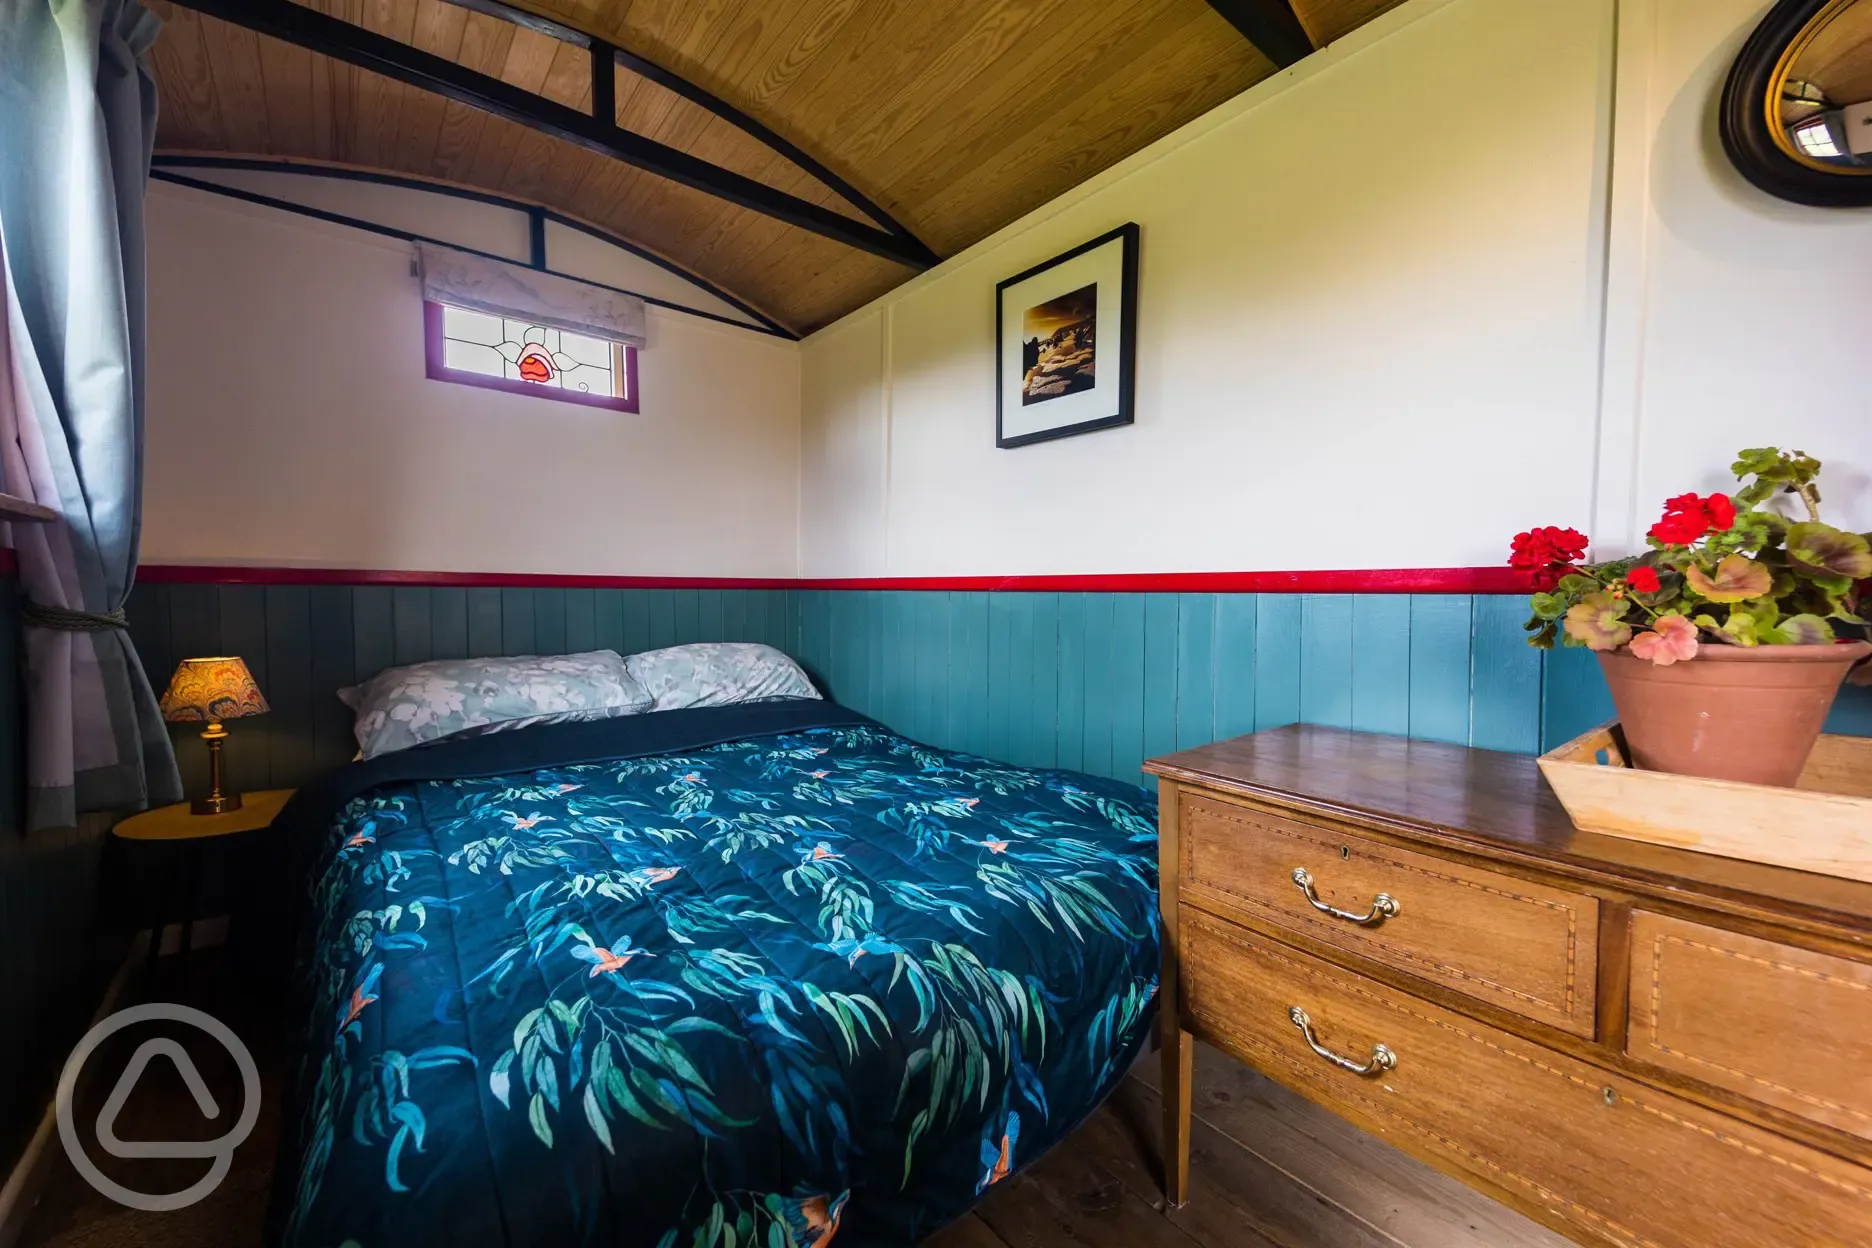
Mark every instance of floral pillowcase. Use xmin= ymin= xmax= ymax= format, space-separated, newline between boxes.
xmin=625 ymin=643 xmax=820 ymax=712
xmin=339 ymin=651 xmax=652 ymax=759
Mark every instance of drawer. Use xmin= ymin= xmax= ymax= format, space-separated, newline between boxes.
xmin=1627 ymin=910 xmax=1872 ymax=1142
xmin=1178 ymin=792 xmax=1598 ymax=1036
xmin=1180 ymin=909 xmax=1872 ymax=1248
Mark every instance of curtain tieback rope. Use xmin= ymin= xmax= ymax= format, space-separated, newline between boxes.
xmin=22 ymin=602 xmax=127 ymax=631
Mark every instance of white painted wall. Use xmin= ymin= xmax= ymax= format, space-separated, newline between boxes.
xmin=799 ymin=0 xmax=1872 ymax=577
xmin=143 ymin=180 xmax=801 ymax=576
xmin=1598 ymin=0 xmax=1872 ymax=549
xmin=161 ymin=165 xmax=768 ymax=328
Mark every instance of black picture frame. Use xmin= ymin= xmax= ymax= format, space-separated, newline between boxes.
xmin=1720 ymin=0 xmax=1872 ymax=209
xmin=995 ymin=222 xmax=1139 ymax=449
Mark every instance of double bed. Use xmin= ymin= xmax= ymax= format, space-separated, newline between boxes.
xmin=270 ymin=697 xmax=1160 ymax=1247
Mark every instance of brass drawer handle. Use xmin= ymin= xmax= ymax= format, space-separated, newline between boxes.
xmin=1288 ymin=1007 xmax=1397 ymax=1077
xmin=1290 ymin=867 xmax=1399 ymax=925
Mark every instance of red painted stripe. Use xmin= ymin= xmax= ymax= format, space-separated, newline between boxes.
xmin=0 ymin=547 xmax=15 ymax=576
xmin=137 ymin=565 xmax=804 ymax=589
xmin=805 ymin=568 xmax=1530 ymax=593
xmin=136 ymin=563 xmax=1532 ymax=594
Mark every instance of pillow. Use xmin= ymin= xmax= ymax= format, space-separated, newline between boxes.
xmin=625 ymin=642 xmax=819 ymax=711
xmin=339 ymin=650 xmax=652 ymax=759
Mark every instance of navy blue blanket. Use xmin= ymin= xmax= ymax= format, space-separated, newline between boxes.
xmin=273 ymin=702 xmax=1160 ymax=1247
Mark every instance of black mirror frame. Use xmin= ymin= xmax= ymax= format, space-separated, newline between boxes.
xmin=1720 ymin=0 xmax=1872 ymax=208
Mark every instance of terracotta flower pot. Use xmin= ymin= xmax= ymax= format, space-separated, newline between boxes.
xmin=1596 ymin=641 xmax=1872 ymax=787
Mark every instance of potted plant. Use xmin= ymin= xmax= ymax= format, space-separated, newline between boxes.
xmin=1514 ymin=447 xmax=1872 ymax=787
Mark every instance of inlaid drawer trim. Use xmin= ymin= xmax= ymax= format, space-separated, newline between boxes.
xmin=1646 ymin=932 xmax=1871 ymax=1126
xmin=1182 ymin=795 xmax=1596 ymax=1034
xmin=1184 ymin=911 xmax=1872 ymax=1248
xmin=1629 ymin=911 xmax=1872 ymax=1143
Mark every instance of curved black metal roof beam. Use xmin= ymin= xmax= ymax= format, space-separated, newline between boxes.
xmin=166 ymin=0 xmax=940 ymax=271
xmin=442 ymin=0 xmax=928 ymax=253
xmin=148 ymin=155 xmax=798 ymax=338
xmin=1206 ymin=0 xmax=1315 ymax=69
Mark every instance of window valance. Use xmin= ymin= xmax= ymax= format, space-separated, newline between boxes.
xmin=415 ymin=242 xmax=647 ymax=348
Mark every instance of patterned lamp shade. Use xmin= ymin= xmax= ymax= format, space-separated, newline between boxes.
xmin=159 ymin=657 xmax=270 ymax=723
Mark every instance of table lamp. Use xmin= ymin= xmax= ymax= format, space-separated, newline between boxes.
xmin=159 ymin=657 xmax=269 ymax=814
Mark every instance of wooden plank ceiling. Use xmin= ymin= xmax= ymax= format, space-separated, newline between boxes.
xmin=145 ymin=0 xmax=1406 ymax=334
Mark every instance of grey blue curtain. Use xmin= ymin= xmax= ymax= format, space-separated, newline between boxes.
xmin=0 ymin=0 xmax=179 ymax=828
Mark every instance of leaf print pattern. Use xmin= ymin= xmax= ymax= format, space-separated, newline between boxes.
xmin=624 ymin=642 xmax=821 ymax=712
xmin=339 ymin=651 xmax=653 ymax=758
xmin=279 ymin=724 xmax=1158 ymax=1247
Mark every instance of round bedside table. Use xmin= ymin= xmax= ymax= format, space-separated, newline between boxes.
xmin=113 ymin=788 xmax=296 ymax=965
xmin=113 ymin=788 xmax=295 ymax=843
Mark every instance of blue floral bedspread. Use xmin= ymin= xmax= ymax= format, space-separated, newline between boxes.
xmin=277 ymin=711 xmax=1159 ymax=1248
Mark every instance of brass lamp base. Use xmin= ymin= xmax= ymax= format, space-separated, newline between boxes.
xmin=190 ymin=719 xmax=243 ymax=816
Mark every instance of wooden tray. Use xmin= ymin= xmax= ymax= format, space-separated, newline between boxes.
xmin=1538 ymin=722 xmax=1872 ymax=884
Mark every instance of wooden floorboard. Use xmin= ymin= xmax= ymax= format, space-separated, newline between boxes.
xmin=972 ymin=1136 xmax=1212 ymax=1248
xmin=1086 ymin=1080 xmax=1405 ymax=1248
xmin=922 ymin=1212 xmax=1016 ymax=1248
xmin=1134 ymin=1043 xmax=1570 ymax=1248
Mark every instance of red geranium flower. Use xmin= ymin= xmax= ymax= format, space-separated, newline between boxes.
xmin=1509 ymin=526 xmax=1589 ymax=589
xmin=1626 ymin=566 xmax=1661 ymax=594
xmin=1649 ymin=496 xmax=1708 ymax=545
xmin=1648 ymin=493 xmax=1735 ymax=546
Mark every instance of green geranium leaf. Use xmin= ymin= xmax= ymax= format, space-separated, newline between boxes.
xmin=1530 ymin=592 xmax=1568 ymax=621
xmin=1719 ymin=612 xmax=1760 ymax=646
xmin=1731 ymin=509 xmax=1785 ymax=543
xmin=1684 ymin=554 xmax=1773 ymax=604
xmin=1733 ymin=479 xmax=1778 ymax=509
xmin=1563 ymin=592 xmax=1633 ymax=651
xmin=1787 ymin=522 xmax=1872 ymax=580
xmin=1732 ymin=447 xmax=1786 ymax=478
xmin=1556 ymin=573 xmax=1599 ymax=596
xmin=1780 ymin=614 xmax=1835 ymax=645
xmin=1809 ymin=572 xmax=1854 ymax=596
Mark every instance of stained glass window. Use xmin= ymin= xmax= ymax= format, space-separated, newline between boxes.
xmin=427 ymin=301 xmax=637 ymax=411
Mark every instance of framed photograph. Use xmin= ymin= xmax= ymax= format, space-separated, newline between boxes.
xmin=995 ymin=222 xmax=1138 ymax=448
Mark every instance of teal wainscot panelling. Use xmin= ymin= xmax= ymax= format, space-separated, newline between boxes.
xmin=126 ymin=582 xmax=799 ymax=797
xmin=125 ymin=581 xmax=1872 ymax=804
xmin=791 ymin=591 xmax=1872 ymax=789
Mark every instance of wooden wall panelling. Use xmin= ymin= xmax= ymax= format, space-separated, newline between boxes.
xmin=1110 ymin=594 xmax=1148 ymax=783
xmin=1253 ymin=595 xmax=1301 ymax=731
xmin=309 ymin=586 xmax=358 ymax=773
xmin=1470 ymin=594 xmax=1543 ymax=754
xmin=121 ymin=581 xmax=1872 ymax=804
xmin=1350 ymin=594 xmax=1410 ymax=736
xmin=1406 ymin=593 xmax=1473 ymax=745
xmin=1210 ymin=593 xmax=1255 ymax=741
xmin=125 ymin=582 xmax=801 ymax=799
xmin=792 ymin=589 xmax=1872 ymax=791
xmin=1174 ymin=592 xmax=1217 ymax=748
xmin=264 ymin=584 xmax=317 ymax=790
xmin=953 ymin=591 xmax=988 ymax=763
xmin=1299 ymin=594 xmax=1353 ymax=730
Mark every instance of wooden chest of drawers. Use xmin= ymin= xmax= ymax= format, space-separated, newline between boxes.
xmin=1147 ymin=726 xmax=1872 ymax=1248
